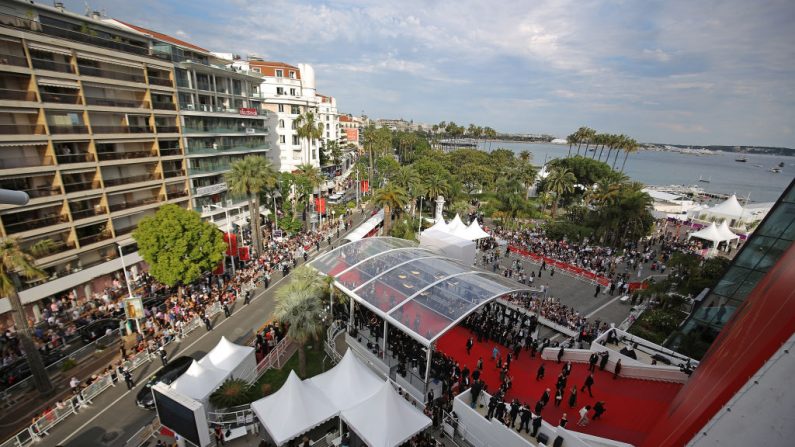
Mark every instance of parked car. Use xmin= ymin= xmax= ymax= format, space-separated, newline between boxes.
xmin=136 ymin=356 xmax=193 ymax=409
xmin=79 ymin=318 xmax=121 ymax=344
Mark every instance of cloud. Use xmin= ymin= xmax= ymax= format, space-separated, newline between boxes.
xmin=641 ymin=48 xmax=673 ymax=63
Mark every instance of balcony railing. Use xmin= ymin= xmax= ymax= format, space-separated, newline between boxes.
xmin=0 ymin=155 xmax=54 ymax=169
xmin=156 ymin=125 xmax=179 ymax=133
xmin=186 ymin=142 xmax=269 ymax=155
xmin=85 ymin=96 xmax=149 ymax=108
xmin=77 ymin=65 xmax=146 ymax=83
xmin=49 ymin=125 xmax=89 ymax=134
xmin=0 ymin=88 xmax=36 ymax=101
xmin=56 ymin=153 xmax=95 ymax=164
xmin=92 ymin=125 xmax=153 ymax=134
xmin=183 ymin=126 xmax=266 ymax=134
xmin=0 ymin=52 xmax=28 ymax=67
xmin=5 ymin=185 xmax=60 ymax=198
xmin=40 ymin=91 xmax=82 ymax=104
xmin=3 ymin=214 xmax=69 ymax=234
xmin=108 ymin=197 xmax=159 ymax=212
xmin=103 ymin=173 xmax=160 ymax=187
xmin=179 ymin=103 xmax=259 ymax=114
xmin=0 ymin=124 xmax=45 ymax=135
xmin=114 ymin=225 xmax=136 ymax=237
xmin=30 ymin=239 xmax=76 ymax=258
xmin=167 ymin=190 xmax=189 ymax=199
xmin=188 ymin=164 xmax=231 ymax=175
xmin=159 ymin=147 xmax=182 ymax=156
xmin=77 ymin=232 xmax=112 ymax=246
xmin=148 ymin=77 xmax=173 ymax=87
xmin=30 ymin=58 xmax=74 ymax=73
xmin=152 ymin=101 xmax=176 ymax=110
xmin=163 ymin=169 xmax=185 ymax=179
xmin=96 ymin=150 xmax=158 ymax=161
xmin=70 ymin=207 xmax=106 ymax=220
xmin=62 ymin=180 xmax=99 ymax=193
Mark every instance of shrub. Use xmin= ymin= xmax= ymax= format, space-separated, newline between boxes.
xmin=209 ymin=378 xmax=256 ymax=409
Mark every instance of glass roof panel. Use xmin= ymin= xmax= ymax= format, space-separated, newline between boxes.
xmin=310 ymin=237 xmax=415 ymax=277
xmin=389 ymin=272 xmax=518 ymax=342
xmin=336 ymin=248 xmax=437 ymax=291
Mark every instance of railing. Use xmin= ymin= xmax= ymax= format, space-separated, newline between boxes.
xmin=166 ymin=190 xmax=189 ymax=199
xmin=0 ymin=53 xmax=28 ymax=67
xmin=156 ymin=125 xmax=179 ymax=133
xmin=30 ymin=58 xmax=74 ymax=73
xmin=62 ymin=181 xmax=99 ymax=193
xmin=124 ymin=417 xmax=161 ymax=447
xmin=97 ymin=151 xmax=157 ymax=161
xmin=92 ymin=125 xmax=152 ymax=134
xmin=3 ymin=214 xmax=68 ymax=234
xmin=103 ymin=174 xmax=160 ymax=187
xmin=108 ymin=197 xmax=159 ymax=212
xmin=0 ymin=124 xmax=44 ymax=135
xmin=77 ymin=65 xmax=146 ymax=83
xmin=159 ymin=148 xmax=182 ymax=156
xmin=163 ymin=169 xmax=185 ymax=179
xmin=77 ymin=232 xmax=112 ymax=246
xmin=49 ymin=125 xmax=89 ymax=134
xmin=148 ymin=77 xmax=173 ymax=87
xmin=185 ymin=143 xmax=269 ymax=155
xmin=71 ymin=207 xmax=106 ymax=220
xmin=85 ymin=97 xmax=149 ymax=108
xmin=0 ymin=89 xmax=35 ymax=101
xmin=56 ymin=153 xmax=95 ymax=164
xmin=151 ymin=101 xmax=176 ymax=110
xmin=183 ymin=126 xmax=267 ymax=134
xmin=0 ymin=156 xmax=54 ymax=169
xmin=188 ymin=164 xmax=231 ymax=175
xmin=255 ymin=337 xmax=291 ymax=378
xmin=40 ymin=91 xmax=82 ymax=104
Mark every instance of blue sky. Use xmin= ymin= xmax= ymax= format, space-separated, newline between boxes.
xmin=66 ymin=0 xmax=795 ymax=147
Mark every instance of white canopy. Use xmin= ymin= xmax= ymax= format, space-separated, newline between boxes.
xmin=170 ymin=360 xmax=229 ymax=403
xmin=689 ymin=223 xmax=726 ymax=243
xmin=461 ymin=220 xmax=491 ymax=240
xmin=421 ymin=216 xmax=488 ymax=242
xmin=345 ymin=209 xmax=385 ymax=242
xmin=706 ymin=194 xmax=745 ymax=219
xmin=199 ymin=336 xmax=256 ymax=380
xmin=307 ymin=349 xmax=383 ymax=411
xmin=447 ymin=214 xmax=465 ymax=232
xmin=424 ymin=219 xmax=449 ymax=234
xmin=340 ymin=381 xmax=432 ymax=447
xmin=251 ymin=371 xmax=337 ymax=446
xmin=717 ymin=221 xmax=740 ymax=241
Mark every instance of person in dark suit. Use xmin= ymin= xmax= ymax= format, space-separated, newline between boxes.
xmin=582 ymin=374 xmax=595 ymax=397
xmin=557 ymin=346 xmax=565 ymax=363
xmin=613 ymin=359 xmax=622 ymax=379
xmin=531 ymin=414 xmax=543 ymax=437
xmin=466 ymin=337 xmax=474 ymax=355
xmin=599 ymin=352 xmax=610 ymax=371
xmin=540 ymin=388 xmax=550 ymax=407
xmin=568 ymin=386 xmax=578 ymax=408
xmin=536 ymin=363 xmax=545 ymax=381
xmin=518 ymin=404 xmax=531 ymax=433
xmin=588 ymin=352 xmax=598 ymax=372
xmin=593 ymin=401 xmax=607 ymax=420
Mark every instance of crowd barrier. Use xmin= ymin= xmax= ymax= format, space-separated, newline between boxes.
xmin=496 ymin=298 xmax=578 ymax=338
xmin=507 ymin=245 xmax=612 ymax=287
xmin=539 ymin=346 xmax=690 ymax=384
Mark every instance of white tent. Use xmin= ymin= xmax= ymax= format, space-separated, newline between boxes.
xmin=307 ymin=349 xmax=383 ymax=411
xmin=688 ymin=223 xmax=726 ymax=244
xmin=420 ymin=229 xmax=476 ymax=265
xmin=170 ymin=360 xmax=230 ymax=405
xmin=424 ymin=219 xmax=449 ymax=235
xmin=345 ymin=209 xmax=385 ymax=242
xmin=717 ymin=221 xmax=740 ymax=241
xmin=460 ymin=220 xmax=491 ymax=240
xmin=447 ymin=214 xmax=465 ymax=232
xmin=199 ymin=336 xmax=257 ymax=380
xmin=704 ymin=194 xmax=745 ymax=220
xmin=340 ymin=381 xmax=432 ymax=447
xmin=251 ymin=371 xmax=337 ymax=446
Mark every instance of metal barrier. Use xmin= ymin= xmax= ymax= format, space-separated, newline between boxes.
xmin=124 ymin=417 xmax=160 ymax=447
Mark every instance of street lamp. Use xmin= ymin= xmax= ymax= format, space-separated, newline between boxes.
xmin=117 ymin=243 xmax=141 ymax=335
xmin=208 ymin=203 xmax=236 ymax=275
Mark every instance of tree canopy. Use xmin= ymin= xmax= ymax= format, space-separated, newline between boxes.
xmin=133 ymin=204 xmax=227 ymax=287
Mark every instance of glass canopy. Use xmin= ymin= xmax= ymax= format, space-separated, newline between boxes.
xmin=310 ymin=237 xmax=532 ymax=346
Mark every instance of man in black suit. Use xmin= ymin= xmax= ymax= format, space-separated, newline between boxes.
xmin=582 ymin=374 xmax=595 ymax=397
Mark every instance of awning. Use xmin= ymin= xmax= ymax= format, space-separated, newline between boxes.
xmin=76 ymin=52 xmax=143 ymax=69
xmin=82 ymin=82 xmax=145 ymax=93
xmin=0 ymin=141 xmax=48 ymax=147
xmin=38 ymin=78 xmax=80 ymax=89
xmin=27 ymin=42 xmax=72 ymax=56
xmin=344 ymin=209 xmax=384 ymax=242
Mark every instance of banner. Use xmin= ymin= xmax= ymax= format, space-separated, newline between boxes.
xmin=238 ymin=246 xmax=250 ymax=261
xmin=315 ymin=197 xmax=327 ymax=214
xmin=124 ymin=297 xmax=144 ymax=320
xmin=213 ymin=261 xmax=225 ymax=275
xmin=360 ymin=180 xmax=369 ymax=193
xmin=223 ymin=232 xmax=238 ymax=256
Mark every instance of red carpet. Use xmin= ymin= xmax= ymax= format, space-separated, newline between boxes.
xmin=437 ymin=326 xmax=682 ymax=446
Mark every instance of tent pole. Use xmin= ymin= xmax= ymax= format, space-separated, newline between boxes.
xmin=424 ymin=344 xmax=433 ymax=398
xmin=348 ymin=297 xmax=355 ymax=332
xmin=382 ymin=319 xmax=388 ymax=357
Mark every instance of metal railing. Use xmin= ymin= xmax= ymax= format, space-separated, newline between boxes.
xmin=30 ymin=58 xmax=74 ymax=73
xmin=0 ymin=89 xmax=36 ymax=101
xmin=85 ymin=97 xmax=149 ymax=108
xmin=124 ymin=417 xmax=160 ymax=447
xmin=77 ymin=65 xmax=146 ymax=83
xmin=0 ymin=53 xmax=27 ymax=67
xmin=91 ymin=125 xmax=152 ymax=134
xmin=103 ymin=174 xmax=160 ymax=187
xmin=56 ymin=153 xmax=95 ymax=164
xmin=97 ymin=150 xmax=157 ymax=161
xmin=0 ymin=124 xmax=44 ymax=135
xmin=40 ymin=91 xmax=82 ymax=104
xmin=148 ymin=76 xmax=173 ymax=86
xmin=49 ymin=125 xmax=89 ymax=134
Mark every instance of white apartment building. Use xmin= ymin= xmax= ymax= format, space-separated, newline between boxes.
xmin=316 ymin=93 xmax=339 ymax=147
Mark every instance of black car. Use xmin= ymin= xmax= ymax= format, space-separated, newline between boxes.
xmin=135 ymin=356 xmax=193 ymax=409
xmin=79 ymin=318 xmax=121 ymax=344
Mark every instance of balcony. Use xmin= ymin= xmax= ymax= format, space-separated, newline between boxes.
xmin=183 ymin=126 xmax=266 ymax=134
xmin=156 ymin=125 xmax=179 ymax=133
xmin=166 ymin=189 xmax=189 ymax=199
xmin=152 ymin=101 xmax=176 ymax=110
xmin=108 ymin=196 xmax=160 ymax=212
xmin=163 ymin=169 xmax=186 ymax=179
xmin=3 ymin=214 xmax=69 ymax=235
xmin=85 ymin=96 xmax=149 ymax=108
xmin=77 ymin=65 xmax=146 ymax=83
xmin=28 ymin=239 xmax=76 ymax=259
xmin=6 ymin=185 xmax=60 ymax=199
xmin=0 ymin=52 xmax=28 ymax=67
xmin=148 ymin=77 xmax=173 ymax=87
xmin=63 ymin=180 xmax=100 ymax=194
xmin=70 ymin=207 xmax=106 ymax=220
xmin=186 ymin=142 xmax=269 ymax=155
xmin=0 ymin=154 xmax=54 ymax=169
xmin=103 ymin=173 xmax=160 ymax=187
xmin=92 ymin=125 xmax=153 ymax=134
xmin=0 ymin=88 xmax=36 ymax=101
xmin=77 ymin=232 xmax=112 ymax=246
xmin=0 ymin=124 xmax=45 ymax=135
xmin=97 ymin=150 xmax=157 ymax=161
xmin=188 ymin=163 xmax=231 ymax=175
xmin=40 ymin=91 xmax=82 ymax=105
xmin=159 ymin=147 xmax=182 ymax=156
xmin=49 ymin=125 xmax=89 ymax=134
xmin=30 ymin=58 xmax=74 ymax=73
xmin=55 ymin=153 xmax=95 ymax=164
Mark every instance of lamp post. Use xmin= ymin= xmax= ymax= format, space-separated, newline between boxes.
xmin=417 ymin=196 xmax=424 ymax=234
xmin=209 ymin=203 xmax=236 ymax=275
xmin=117 ymin=243 xmax=141 ymax=335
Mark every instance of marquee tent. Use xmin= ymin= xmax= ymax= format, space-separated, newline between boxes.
xmin=421 ymin=216 xmax=489 ymax=242
xmin=198 ymin=336 xmax=256 ymax=380
xmin=717 ymin=221 xmax=740 ymax=242
xmin=447 ymin=214 xmax=465 ymax=232
xmin=688 ymin=223 xmax=726 ymax=244
xmin=699 ymin=194 xmax=746 ymax=222
xmin=420 ymin=228 xmax=476 ymax=265
xmin=170 ymin=360 xmax=230 ymax=405
xmin=251 ymin=371 xmax=337 ymax=446
xmin=307 ymin=349 xmax=383 ymax=411
xmin=460 ymin=220 xmax=491 ymax=240
xmin=340 ymin=381 xmax=432 ymax=447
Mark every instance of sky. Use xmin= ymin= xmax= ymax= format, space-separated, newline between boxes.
xmin=64 ymin=0 xmax=795 ymax=147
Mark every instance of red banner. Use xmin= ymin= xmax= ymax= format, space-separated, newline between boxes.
xmin=238 ymin=246 xmax=250 ymax=261
xmin=238 ymin=107 xmax=258 ymax=116
xmin=360 ymin=180 xmax=369 ymax=193
xmin=315 ymin=197 xmax=327 ymax=214
xmin=224 ymin=232 xmax=238 ymax=256
xmin=508 ymin=245 xmax=612 ymax=286
xmin=212 ymin=261 xmax=225 ymax=275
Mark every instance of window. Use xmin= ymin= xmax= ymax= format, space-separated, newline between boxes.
xmin=275 ymin=69 xmax=283 ymax=77
xmin=276 ymin=87 xmax=284 ymax=95
xmin=289 ymin=71 xmax=296 ymax=79
xmin=292 ymin=135 xmax=299 ymax=145
xmin=278 ymin=104 xmax=284 ymax=113
xmin=292 ymin=121 xmax=298 ymax=130
xmin=279 ymin=135 xmax=286 ymax=144
xmin=326 ymin=123 xmax=330 ymax=129
xmin=290 ymin=105 xmax=300 ymax=115
xmin=289 ymin=88 xmax=296 ymax=96
xmin=278 ymin=119 xmax=284 ymax=128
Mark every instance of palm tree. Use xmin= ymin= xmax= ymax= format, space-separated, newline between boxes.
xmin=515 ymin=162 xmax=538 ymax=199
xmin=424 ymin=173 xmax=449 ymax=202
xmin=603 ymin=134 xmax=618 ymax=165
xmin=594 ymin=133 xmax=607 ymax=160
xmin=373 ymin=183 xmax=409 ymax=234
xmin=226 ymin=155 xmax=278 ymax=257
xmin=545 ymin=167 xmax=576 ymax=218
xmin=566 ymin=133 xmax=577 ymax=156
xmin=1 ymin=238 xmax=57 ymax=395
xmin=274 ymin=268 xmax=325 ymax=378
xmin=294 ymin=111 xmax=323 ymax=165
xmin=519 ymin=150 xmax=532 ymax=163
xmin=295 ymin=163 xmax=322 ymax=231
xmin=621 ymin=137 xmax=639 ymax=172
xmin=611 ymin=134 xmax=628 ymax=170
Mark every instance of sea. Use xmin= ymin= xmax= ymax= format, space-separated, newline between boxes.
xmin=477 ymin=142 xmax=794 ymax=203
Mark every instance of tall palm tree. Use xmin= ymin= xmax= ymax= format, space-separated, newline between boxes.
xmin=1 ymin=238 xmax=56 ymax=395
xmin=295 ymin=163 xmax=322 ymax=231
xmin=519 ymin=150 xmax=532 ymax=163
xmin=393 ymin=166 xmax=421 ymax=214
xmin=373 ymin=183 xmax=409 ymax=234
xmin=612 ymin=134 xmax=628 ymax=170
xmin=603 ymin=134 xmax=618 ymax=165
xmin=621 ymin=137 xmax=639 ymax=172
xmin=424 ymin=173 xmax=449 ymax=202
xmin=273 ymin=269 xmax=325 ymax=378
xmin=515 ymin=162 xmax=538 ymax=199
xmin=594 ymin=133 xmax=607 ymax=160
xmin=566 ymin=133 xmax=577 ymax=157
xmin=226 ymin=155 xmax=277 ymax=257
xmin=294 ymin=111 xmax=323 ymax=165
xmin=545 ymin=166 xmax=576 ymax=218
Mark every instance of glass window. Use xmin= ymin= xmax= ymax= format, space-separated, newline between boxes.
xmin=756 ymin=203 xmax=795 ymax=240
xmin=275 ymin=69 xmax=283 ymax=77
xmin=278 ymin=104 xmax=284 ymax=113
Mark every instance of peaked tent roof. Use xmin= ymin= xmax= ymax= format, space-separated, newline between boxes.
xmin=307 ymin=349 xmax=383 ymax=411
xmin=170 ymin=360 xmax=229 ymax=402
xmin=199 ymin=336 xmax=255 ymax=372
xmin=250 ymin=371 xmax=337 ymax=446
xmin=447 ymin=214 xmax=465 ymax=232
xmin=423 ymin=219 xmax=449 ymax=235
xmin=717 ymin=221 xmax=740 ymax=241
xmin=689 ymin=223 xmax=725 ymax=243
xmin=706 ymin=194 xmax=745 ymax=219
xmin=461 ymin=220 xmax=491 ymax=240
xmin=340 ymin=381 xmax=432 ymax=447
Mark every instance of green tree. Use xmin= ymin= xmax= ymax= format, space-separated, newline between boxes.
xmin=1 ymin=238 xmax=56 ymax=395
xmin=274 ymin=267 xmax=326 ymax=377
xmin=546 ymin=167 xmax=577 ymax=218
xmin=325 ymin=140 xmax=344 ymax=167
xmin=225 ymin=155 xmax=278 ymax=256
xmin=294 ymin=111 xmax=323 ymax=165
xmin=295 ymin=164 xmax=323 ymax=230
xmin=133 ymin=204 xmax=226 ymax=289
xmin=424 ymin=173 xmax=450 ymax=201
xmin=373 ymin=183 xmax=409 ymax=234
